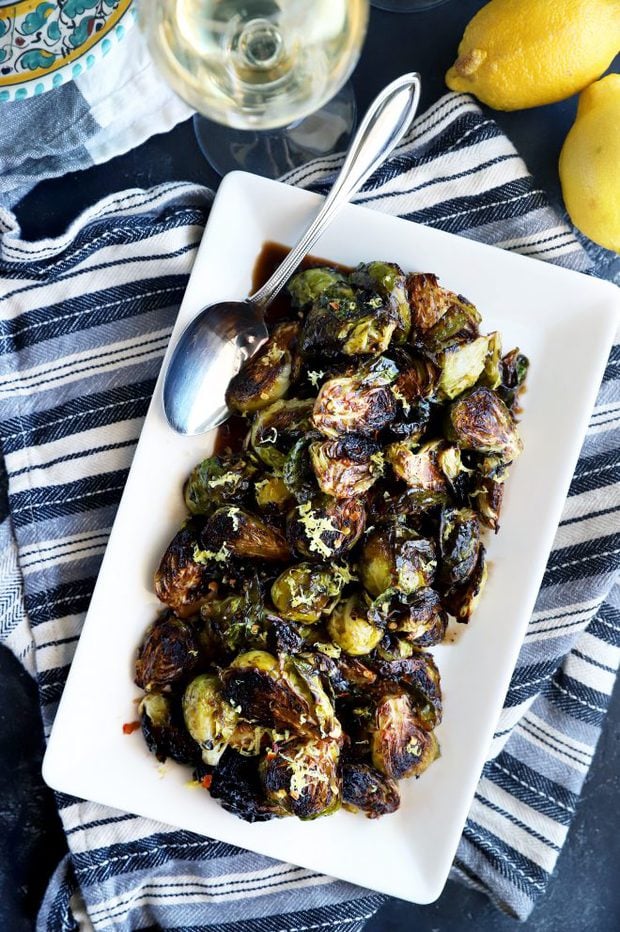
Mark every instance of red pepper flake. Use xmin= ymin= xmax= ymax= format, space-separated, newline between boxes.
xmin=122 ymin=721 xmax=141 ymax=735
xmin=200 ymin=774 xmax=213 ymax=790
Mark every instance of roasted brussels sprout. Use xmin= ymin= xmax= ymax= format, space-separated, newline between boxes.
xmin=250 ymin=398 xmax=314 ymax=471
xmin=360 ymin=525 xmax=437 ymax=597
xmin=311 ymin=367 xmax=396 ymax=439
xmin=254 ymin=475 xmax=295 ymax=514
xmin=480 ymin=331 xmax=502 ymax=390
xmin=369 ymin=588 xmax=447 ymax=648
xmin=139 ymin=691 xmax=201 ymax=764
xmin=499 ymin=347 xmax=529 ymax=410
xmin=436 ymin=335 xmax=491 ymax=400
xmin=438 ymin=506 xmax=481 ymax=590
xmin=469 ymin=473 xmax=504 ymax=532
xmin=200 ymin=585 xmax=266 ymax=656
xmin=135 ymin=612 xmax=200 ymax=690
xmin=198 ymin=506 xmax=290 ymax=563
xmin=154 ymin=521 xmax=216 ymax=617
xmin=310 ymin=434 xmax=382 ymax=498
xmin=271 ymin=563 xmax=343 ymax=623
xmin=421 ymin=297 xmax=481 ymax=355
xmin=372 ymin=652 xmax=442 ymax=730
xmin=287 ymin=266 xmax=349 ymax=309
xmin=370 ymin=690 xmax=439 ymax=780
xmin=351 ymin=260 xmax=410 ymax=342
xmin=221 ymin=650 xmax=340 ymax=739
xmin=341 ymin=760 xmax=400 ymax=817
xmin=327 ymin=593 xmax=384 ymax=656
xmin=209 ymin=747 xmax=282 ymax=822
xmin=407 ymin=272 xmax=472 ymax=336
xmin=260 ymin=736 xmax=341 ymax=819
xmin=386 ymin=438 xmax=465 ymax=493
xmin=443 ymin=544 xmax=487 ymax=622
xmin=287 ymin=495 xmax=366 ymax=561
xmin=446 ymin=387 xmax=523 ymax=461
xmin=300 ymin=287 xmax=398 ymax=357
xmin=282 ymin=434 xmax=319 ymax=503
xmin=226 ymin=321 xmax=300 ymax=414
xmin=182 ymin=673 xmax=240 ymax=766
xmin=184 ymin=454 xmax=256 ymax=515
xmin=390 ymin=353 xmax=439 ymax=406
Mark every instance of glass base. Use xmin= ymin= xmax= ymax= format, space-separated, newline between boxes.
xmin=193 ymin=82 xmax=356 ymax=179
xmin=371 ymin=0 xmax=451 ymax=10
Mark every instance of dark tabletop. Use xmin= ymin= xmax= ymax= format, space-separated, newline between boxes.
xmin=2 ymin=1 xmax=619 ymax=929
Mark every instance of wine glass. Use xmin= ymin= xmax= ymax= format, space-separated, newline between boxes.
xmin=139 ymin=0 xmax=369 ymax=177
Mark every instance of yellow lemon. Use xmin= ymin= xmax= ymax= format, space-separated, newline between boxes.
xmin=446 ymin=0 xmax=620 ymax=110
xmin=559 ymin=74 xmax=620 ymax=252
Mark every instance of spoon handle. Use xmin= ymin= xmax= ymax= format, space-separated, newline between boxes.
xmin=250 ymin=72 xmax=421 ymax=310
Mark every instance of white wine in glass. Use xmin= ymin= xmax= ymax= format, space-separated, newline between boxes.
xmin=139 ymin=0 xmax=369 ymax=176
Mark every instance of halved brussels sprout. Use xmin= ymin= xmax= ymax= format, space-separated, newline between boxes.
xmin=370 ymin=690 xmax=439 ymax=780
xmin=287 ymin=495 xmax=366 ymax=561
xmin=250 ymin=398 xmax=314 ymax=471
xmin=209 ymin=747 xmax=283 ymax=822
xmin=226 ymin=321 xmax=300 ymax=414
xmin=183 ymin=673 xmax=240 ymax=766
xmin=139 ymin=691 xmax=201 ymax=765
xmin=271 ymin=563 xmax=343 ymax=623
xmin=360 ymin=525 xmax=437 ymax=597
xmin=375 ymin=633 xmax=416 ymax=662
xmin=200 ymin=584 xmax=266 ymax=656
xmin=365 ymin=483 xmax=448 ymax=526
xmin=327 ymin=593 xmax=384 ymax=656
xmin=443 ymin=544 xmax=487 ymax=622
xmin=407 ymin=272 xmax=471 ymax=335
xmin=480 ymin=331 xmax=502 ymax=390
xmin=184 ymin=454 xmax=257 ymax=515
xmin=422 ymin=298 xmax=481 ymax=355
xmin=436 ymin=335 xmax=490 ymax=400
xmin=438 ymin=506 xmax=481 ymax=590
xmin=154 ymin=521 xmax=215 ymax=617
xmin=282 ymin=434 xmax=319 ymax=503
xmin=470 ymin=474 xmax=504 ymax=532
xmin=369 ymin=587 xmax=447 ymax=648
xmin=300 ymin=289 xmax=398 ymax=357
xmin=386 ymin=438 xmax=464 ymax=493
xmin=499 ymin=347 xmax=529 ymax=411
xmin=372 ymin=652 xmax=442 ymax=730
xmin=341 ymin=760 xmax=400 ymax=818
xmin=311 ymin=368 xmax=396 ymax=439
xmin=199 ymin=506 xmax=290 ymax=563
xmin=254 ymin=475 xmax=295 ymax=514
xmin=287 ymin=267 xmax=348 ymax=308
xmin=135 ymin=612 xmax=200 ymax=691
xmin=309 ymin=434 xmax=382 ymax=498
xmin=260 ymin=736 xmax=341 ymax=819
xmin=391 ymin=353 xmax=439 ymax=406
xmin=221 ymin=650 xmax=339 ymax=739
xmin=351 ymin=261 xmax=410 ymax=342
xmin=446 ymin=387 xmax=523 ymax=461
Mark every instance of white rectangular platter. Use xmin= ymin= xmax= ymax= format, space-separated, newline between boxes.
xmin=43 ymin=171 xmax=620 ymax=904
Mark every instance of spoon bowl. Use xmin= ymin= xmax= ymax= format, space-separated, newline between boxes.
xmin=163 ymin=72 xmax=421 ymax=435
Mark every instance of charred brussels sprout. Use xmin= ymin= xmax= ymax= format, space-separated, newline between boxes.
xmin=311 ymin=361 xmax=397 ymax=438
xmin=209 ymin=748 xmax=282 ymax=822
xmin=422 ymin=299 xmax=481 ymax=354
xmin=260 ymin=737 xmax=341 ymax=819
xmin=140 ymin=691 xmax=201 ymax=765
xmin=370 ymin=690 xmax=439 ymax=780
xmin=199 ymin=506 xmax=290 ymax=563
xmin=154 ymin=521 xmax=215 ymax=617
xmin=135 ymin=612 xmax=200 ymax=690
xmin=182 ymin=674 xmax=240 ymax=766
xmin=469 ymin=472 xmax=505 ymax=532
xmin=407 ymin=272 xmax=473 ymax=338
xmin=200 ymin=586 xmax=266 ymax=656
xmin=369 ymin=588 xmax=447 ymax=648
xmin=282 ymin=434 xmax=319 ymax=503
xmin=446 ymin=387 xmax=523 ymax=461
xmin=184 ymin=454 xmax=256 ymax=515
xmin=443 ymin=544 xmax=487 ymax=622
xmin=361 ymin=525 xmax=437 ymax=597
xmin=387 ymin=438 xmax=465 ymax=493
xmin=480 ymin=331 xmax=502 ymax=390
xmin=327 ymin=593 xmax=384 ymax=656
xmin=226 ymin=321 xmax=300 ymax=414
xmin=300 ymin=287 xmax=398 ymax=357
xmin=310 ymin=434 xmax=382 ymax=498
xmin=271 ymin=563 xmax=343 ymax=623
xmin=439 ymin=506 xmax=481 ymax=590
xmin=250 ymin=398 xmax=314 ymax=471
xmin=287 ymin=267 xmax=349 ymax=308
xmin=287 ymin=495 xmax=366 ymax=561
xmin=436 ymin=335 xmax=490 ymax=401
xmin=351 ymin=260 xmax=410 ymax=342
xmin=254 ymin=475 xmax=295 ymax=514
xmin=342 ymin=760 xmax=400 ymax=817
xmin=499 ymin=347 xmax=529 ymax=410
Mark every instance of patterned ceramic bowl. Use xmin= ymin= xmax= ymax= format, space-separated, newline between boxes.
xmin=0 ymin=0 xmax=135 ymax=102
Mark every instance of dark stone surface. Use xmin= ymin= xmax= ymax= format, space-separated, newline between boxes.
xmin=1 ymin=1 xmax=619 ymax=929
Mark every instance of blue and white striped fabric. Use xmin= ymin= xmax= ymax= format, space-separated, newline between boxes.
xmin=0 ymin=93 xmax=618 ymax=928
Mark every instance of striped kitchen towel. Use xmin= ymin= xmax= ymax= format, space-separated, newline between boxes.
xmin=0 ymin=8 xmax=191 ymax=210
xmin=0 ymin=92 xmax=618 ymax=929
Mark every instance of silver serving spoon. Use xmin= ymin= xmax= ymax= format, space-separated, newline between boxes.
xmin=163 ymin=72 xmax=422 ymax=436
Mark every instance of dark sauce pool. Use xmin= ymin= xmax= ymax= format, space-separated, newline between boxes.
xmin=213 ymin=242 xmax=352 ymax=457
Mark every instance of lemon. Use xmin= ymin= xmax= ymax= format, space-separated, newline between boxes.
xmin=446 ymin=0 xmax=620 ymax=110
xmin=559 ymin=74 xmax=620 ymax=252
